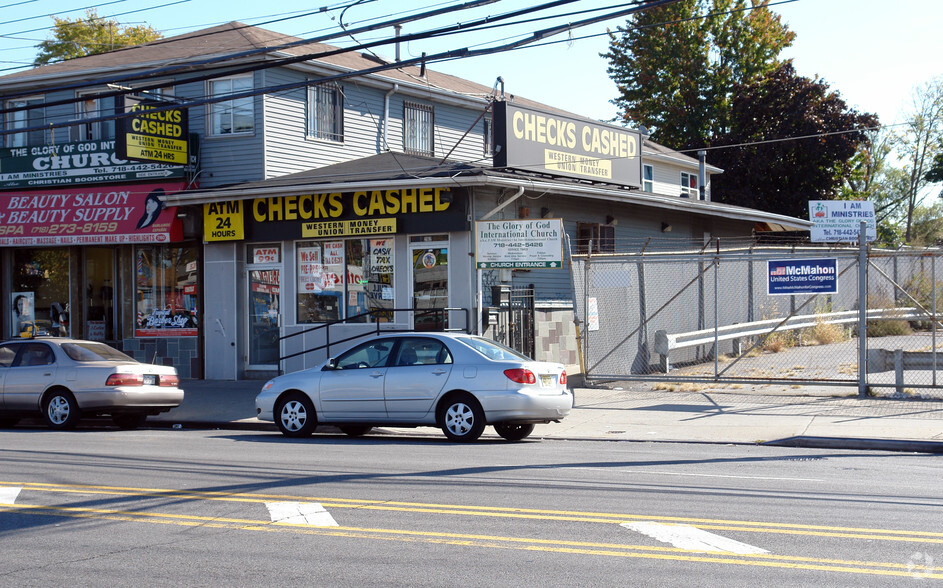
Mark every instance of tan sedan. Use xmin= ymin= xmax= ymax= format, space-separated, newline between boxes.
xmin=0 ymin=338 xmax=183 ymax=430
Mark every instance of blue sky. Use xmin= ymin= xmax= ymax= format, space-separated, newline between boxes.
xmin=1 ymin=0 xmax=940 ymax=128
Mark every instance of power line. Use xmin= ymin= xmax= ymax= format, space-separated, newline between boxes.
xmin=0 ymin=0 xmax=587 ymax=107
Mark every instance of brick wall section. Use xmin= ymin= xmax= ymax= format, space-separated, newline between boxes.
xmin=121 ymin=337 xmax=201 ymax=379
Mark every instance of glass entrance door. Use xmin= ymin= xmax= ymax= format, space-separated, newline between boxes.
xmin=249 ymin=268 xmax=281 ymax=366
xmin=410 ymin=242 xmax=448 ymax=331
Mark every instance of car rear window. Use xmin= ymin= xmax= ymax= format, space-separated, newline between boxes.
xmin=62 ymin=342 xmax=136 ymax=362
xmin=463 ymin=337 xmax=531 ymax=361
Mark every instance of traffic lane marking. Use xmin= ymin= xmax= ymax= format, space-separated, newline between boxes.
xmin=622 ymin=522 xmax=769 ymax=554
xmin=0 ymin=501 xmax=939 ymax=580
xmin=266 ymin=501 xmax=338 ymax=526
xmin=3 ymin=481 xmax=942 ymax=544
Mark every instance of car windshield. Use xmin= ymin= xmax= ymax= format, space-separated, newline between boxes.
xmin=462 ymin=337 xmax=531 ymax=362
xmin=62 ymin=342 xmax=136 ymax=363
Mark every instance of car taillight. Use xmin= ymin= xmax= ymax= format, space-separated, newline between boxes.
xmin=159 ymin=374 xmax=179 ymax=387
xmin=106 ymin=373 xmax=144 ymax=386
xmin=504 ymin=368 xmax=536 ymax=384
xmin=560 ymin=370 xmax=567 ymax=386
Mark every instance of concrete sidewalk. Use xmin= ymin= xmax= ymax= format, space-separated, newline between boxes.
xmin=150 ymin=379 xmax=943 ymax=452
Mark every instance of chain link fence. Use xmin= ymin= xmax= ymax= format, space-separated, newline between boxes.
xmin=571 ymin=239 xmax=943 ymax=398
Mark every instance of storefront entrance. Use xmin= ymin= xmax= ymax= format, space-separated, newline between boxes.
xmin=247 ymin=244 xmax=282 ymax=368
xmin=410 ymin=238 xmax=449 ymax=330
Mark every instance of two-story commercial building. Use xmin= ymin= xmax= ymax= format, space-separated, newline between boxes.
xmin=0 ymin=22 xmax=809 ymax=379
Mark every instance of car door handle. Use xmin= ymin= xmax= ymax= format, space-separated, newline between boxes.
xmin=432 ymin=369 xmax=448 ymax=375
xmin=370 ymin=371 xmax=384 ymax=378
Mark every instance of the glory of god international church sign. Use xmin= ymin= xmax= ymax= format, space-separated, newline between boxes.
xmin=491 ymin=102 xmax=643 ymax=188
xmin=476 ymin=219 xmax=564 ymax=269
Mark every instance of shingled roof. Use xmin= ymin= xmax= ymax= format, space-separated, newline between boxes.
xmin=0 ymin=21 xmax=548 ymax=112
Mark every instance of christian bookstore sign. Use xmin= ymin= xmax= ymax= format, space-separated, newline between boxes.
xmin=0 ymin=182 xmax=183 ymax=246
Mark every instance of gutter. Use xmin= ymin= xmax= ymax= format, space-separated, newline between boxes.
xmin=165 ymin=175 xmax=811 ymax=230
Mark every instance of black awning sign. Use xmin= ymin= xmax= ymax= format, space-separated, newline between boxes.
xmin=116 ymin=97 xmax=189 ymax=165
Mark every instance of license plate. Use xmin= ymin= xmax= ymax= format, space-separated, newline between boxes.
xmin=143 ymin=375 xmax=157 ymax=386
xmin=540 ymin=375 xmax=554 ymax=387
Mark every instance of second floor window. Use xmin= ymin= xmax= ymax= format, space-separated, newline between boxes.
xmin=208 ymin=75 xmax=254 ymax=136
xmin=681 ymin=171 xmax=698 ymax=198
xmin=483 ymin=116 xmax=493 ymax=157
xmin=404 ymin=102 xmax=433 ymax=156
xmin=73 ymin=94 xmax=115 ymax=141
xmin=5 ymin=97 xmax=44 ymax=147
xmin=576 ymin=222 xmax=615 ymax=254
xmin=308 ymin=83 xmax=343 ymax=141
xmin=643 ymin=164 xmax=653 ymax=192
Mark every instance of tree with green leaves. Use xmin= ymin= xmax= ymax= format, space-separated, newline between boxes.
xmin=894 ymin=77 xmax=943 ymax=242
xmin=34 ymin=9 xmax=162 ymax=66
xmin=604 ymin=0 xmax=795 ymax=150
xmin=707 ymin=63 xmax=878 ymax=220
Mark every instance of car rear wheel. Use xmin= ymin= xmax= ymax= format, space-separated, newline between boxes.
xmin=44 ymin=390 xmax=80 ymax=430
xmin=113 ymin=414 xmax=147 ymax=430
xmin=275 ymin=393 xmax=317 ymax=437
xmin=494 ymin=423 xmax=535 ymax=441
xmin=439 ymin=393 xmax=486 ymax=442
xmin=339 ymin=425 xmax=372 ymax=437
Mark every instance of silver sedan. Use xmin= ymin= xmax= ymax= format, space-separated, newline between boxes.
xmin=0 ymin=338 xmax=184 ymax=430
xmin=255 ymin=333 xmax=572 ymax=442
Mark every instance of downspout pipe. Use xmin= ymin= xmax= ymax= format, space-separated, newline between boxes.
xmin=382 ymin=83 xmax=399 ymax=152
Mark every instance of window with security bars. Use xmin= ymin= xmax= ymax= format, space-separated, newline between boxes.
xmin=404 ymin=102 xmax=433 ymax=156
xmin=308 ymin=83 xmax=344 ymax=141
xmin=576 ymin=222 xmax=615 ymax=254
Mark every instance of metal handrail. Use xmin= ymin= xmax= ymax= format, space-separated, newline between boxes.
xmin=275 ymin=307 xmax=469 ymax=373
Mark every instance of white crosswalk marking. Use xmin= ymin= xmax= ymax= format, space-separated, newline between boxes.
xmin=0 ymin=487 xmax=22 ymax=505
xmin=622 ymin=521 xmax=769 ymax=554
xmin=265 ymin=501 xmax=338 ymax=527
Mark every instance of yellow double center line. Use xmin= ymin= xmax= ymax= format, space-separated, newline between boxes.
xmin=2 ymin=481 xmax=941 ymax=579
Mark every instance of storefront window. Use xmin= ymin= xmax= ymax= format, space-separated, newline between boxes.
xmin=296 ymin=238 xmax=393 ymax=324
xmin=11 ymin=248 xmax=70 ymax=338
xmin=135 ymin=246 xmax=199 ymax=337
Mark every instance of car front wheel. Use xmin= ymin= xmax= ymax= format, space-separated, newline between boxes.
xmin=494 ymin=423 xmax=535 ymax=441
xmin=439 ymin=393 xmax=485 ymax=442
xmin=44 ymin=390 xmax=80 ymax=430
xmin=275 ymin=393 xmax=317 ymax=437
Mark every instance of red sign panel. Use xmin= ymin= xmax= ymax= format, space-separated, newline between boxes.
xmin=0 ymin=182 xmax=185 ymax=246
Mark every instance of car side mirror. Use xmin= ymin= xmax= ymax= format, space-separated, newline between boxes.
xmin=325 ymin=358 xmax=338 ymax=370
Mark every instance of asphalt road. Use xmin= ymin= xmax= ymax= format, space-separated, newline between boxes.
xmin=1 ymin=428 xmax=941 ymax=586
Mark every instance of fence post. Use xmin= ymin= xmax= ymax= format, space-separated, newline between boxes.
xmin=858 ymin=221 xmax=868 ymax=398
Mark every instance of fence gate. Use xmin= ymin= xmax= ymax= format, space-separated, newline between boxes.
xmin=490 ymin=284 xmax=536 ymax=359
xmin=570 ymin=241 xmax=943 ymax=399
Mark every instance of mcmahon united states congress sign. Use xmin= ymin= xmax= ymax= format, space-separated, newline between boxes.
xmin=767 ymin=258 xmax=838 ymax=295
xmin=492 ymin=102 xmax=642 ymax=188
